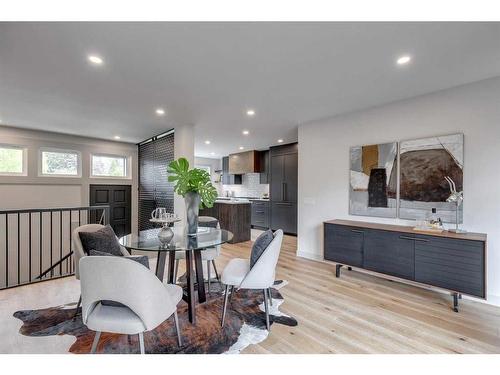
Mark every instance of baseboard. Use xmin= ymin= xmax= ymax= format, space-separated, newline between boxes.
xmin=296 ymin=250 xmax=323 ymax=262
xmin=295 ymin=249 xmax=500 ymax=308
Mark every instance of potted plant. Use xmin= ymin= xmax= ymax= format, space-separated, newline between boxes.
xmin=168 ymin=157 xmax=218 ymax=235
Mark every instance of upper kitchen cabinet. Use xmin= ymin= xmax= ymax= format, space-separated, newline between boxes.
xmin=221 ymin=156 xmax=242 ymax=185
xmin=259 ymin=150 xmax=270 ymax=184
xmin=270 ymin=143 xmax=298 ymax=203
xmin=228 ymin=150 xmax=261 ymax=174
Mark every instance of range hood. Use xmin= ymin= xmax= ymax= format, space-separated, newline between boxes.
xmin=228 ymin=150 xmax=261 ymax=174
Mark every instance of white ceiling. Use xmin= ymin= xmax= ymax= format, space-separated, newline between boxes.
xmin=0 ymin=22 xmax=499 ymax=158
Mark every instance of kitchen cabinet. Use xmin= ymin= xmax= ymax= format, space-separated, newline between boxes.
xmin=251 ymin=200 xmax=270 ymax=229
xmin=221 ymin=156 xmax=242 ymax=185
xmin=259 ymin=150 xmax=269 ymax=184
xmin=270 ymin=143 xmax=298 ymax=235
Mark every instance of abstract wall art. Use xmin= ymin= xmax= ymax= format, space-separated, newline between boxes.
xmin=349 ymin=142 xmax=398 ymax=218
xmin=398 ymin=133 xmax=464 ymax=222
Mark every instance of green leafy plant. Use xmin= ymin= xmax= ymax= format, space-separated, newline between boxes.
xmin=167 ymin=157 xmax=218 ymax=208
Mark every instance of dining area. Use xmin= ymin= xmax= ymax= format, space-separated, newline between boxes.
xmin=68 ymin=210 xmax=286 ymax=354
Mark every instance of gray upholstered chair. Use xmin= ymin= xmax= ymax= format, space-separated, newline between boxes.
xmin=72 ymin=224 xmax=130 ymax=318
xmin=173 ymin=216 xmax=222 ymax=289
xmin=220 ymin=229 xmax=284 ymax=331
xmin=79 ymin=255 xmax=183 ymax=354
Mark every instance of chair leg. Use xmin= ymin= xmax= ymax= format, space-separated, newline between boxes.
xmin=138 ymin=332 xmax=145 ymax=354
xmin=173 ymin=311 xmax=182 ymax=347
xmin=90 ymin=331 xmax=101 ymax=354
xmin=173 ymin=259 xmax=179 ymax=283
xmin=263 ymin=289 xmax=270 ymax=331
xmin=212 ymin=260 xmax=220 ymax=282
xmin=268 ymin=288 xmax=273 ymax=306
xmin=229 ymin=285 xmax=235 ymax=304
xmin=207 ymin=260 xmax=211 ymax=291
xmin=72 ymin=295 xmax=81 ymax=320
xmin=221 ymin=284 xmax=230 ymax=327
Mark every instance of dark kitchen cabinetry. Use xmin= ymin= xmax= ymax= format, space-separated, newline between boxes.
xmin=323 ymin=220 xmax=487 ymax=311
xmin=251 ymin=200 xmax=270 ymax=229
xmin=270 ymin=143 xmax=298 ymax=235
xmin=259 ymin=150 xmax=270 ymax=184
xmin=221 ymin=156 xmax=242 ymax=185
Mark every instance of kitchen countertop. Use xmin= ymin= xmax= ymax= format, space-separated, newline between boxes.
xmin=215 ymin=199 xmax=251 ymax=204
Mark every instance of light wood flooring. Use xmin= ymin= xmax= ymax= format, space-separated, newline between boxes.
xmin=222 ymin=235 xmax=500 ymax=354
xmin=1 ymin=233 xmax=499 ymax=354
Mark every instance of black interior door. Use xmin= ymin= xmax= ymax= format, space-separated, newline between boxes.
xmin=89 ymin=184 xmax=132 ymax=238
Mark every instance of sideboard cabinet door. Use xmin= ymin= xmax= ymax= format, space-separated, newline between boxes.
xmin=414 ymin=236 xmax=485 ymax=298
xmin=324 ymin=224 xmax=364 ymax=267
xmin=363 ymin=230 xmax=415 ymax=280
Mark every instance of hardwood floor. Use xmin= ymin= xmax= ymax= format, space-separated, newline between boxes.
xmin=1 ymin=233 xmax=499 ymax=354
xmin=220 ymin=234 xmax=500 ymax=354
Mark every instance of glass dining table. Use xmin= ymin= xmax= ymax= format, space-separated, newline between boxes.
xmin=119 ymin=226 xmax=233 ymax=324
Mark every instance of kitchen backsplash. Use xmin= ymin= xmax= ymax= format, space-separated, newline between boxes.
xmin=222 ymin=173 xmax=269 ymax=198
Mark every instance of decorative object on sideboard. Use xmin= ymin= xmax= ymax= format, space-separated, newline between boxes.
xmin=349 ymin=142 xmax=398 ymax=218
xmin=399 ymin=133 xmax=463 ymax=222
xmin=168 ymin=157 xmax=218 ymax=235
xmin=445 ymin=175 xmax=466 ymax=233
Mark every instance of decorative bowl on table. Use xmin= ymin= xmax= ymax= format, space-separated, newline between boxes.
xmin=150 ymin=214 xmax=181 ymax=244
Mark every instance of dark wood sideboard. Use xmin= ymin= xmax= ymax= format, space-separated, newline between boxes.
xmin=323 ymin=219 xmax=487 ymax=312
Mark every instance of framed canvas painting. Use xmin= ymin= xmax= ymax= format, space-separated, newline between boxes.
xmin=349 ymin=142 xmax=398 ymax=218
xmin=398 ymin=133 xmax=464 ymax=222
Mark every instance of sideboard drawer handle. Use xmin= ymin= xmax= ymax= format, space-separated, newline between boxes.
xmin=399 ymin=235 xmax=415 ymax=241
xmin=351 ymin=229 xmax=364 ymax=234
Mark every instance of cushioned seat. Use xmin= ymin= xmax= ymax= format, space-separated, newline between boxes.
xmin=221 ymin=258 xmax=250 ymax=286
xmin=87 ymin=303 xmax=146 ymax=335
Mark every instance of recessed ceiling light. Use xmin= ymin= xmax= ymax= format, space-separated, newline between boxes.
xmin=205 ymin=140 xmax=211 ymax=145
xmin=239 ymin=146 xmax=244 ymax=150
xmin=210 ymin=152 xmax=215 ymax=156
xmin=87 ymin=55 xmax=104 ymax=65
xmin=277 ymin=139 xmax=284 ymax=143
xmin=114 ymin=135 xmax=121 ymax=140
xmin=242 ymin=130 xmax=250 ymax=135
xmin=155 ymin=108 xmax=165 ymax=116
xmin=396 ymin=55 xmax=411 ymax=65
xmin=246 ymin=109 xmax=255 ymax=117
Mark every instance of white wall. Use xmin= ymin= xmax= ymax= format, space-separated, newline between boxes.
xmin=298 ymin=77 xmax=500 ymax=305
xmin=0 ymin=126 xmax=139 ymax=233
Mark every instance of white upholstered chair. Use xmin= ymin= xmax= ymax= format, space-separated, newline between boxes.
xmin=72 ymin=224 xmax=130 ymax=318
xmin=220 ymin=229 xmax=283 ymax=331
xmin=173 ymin=217 xmax=222 ymax=289
xmin=79 ymin=256 xmax=183 ymax=354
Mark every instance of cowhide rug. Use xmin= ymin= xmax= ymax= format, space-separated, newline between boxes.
xmin=13 ymin=280 xmax=297 ymax=354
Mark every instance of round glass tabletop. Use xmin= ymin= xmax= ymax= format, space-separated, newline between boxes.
xmin=119 ymin=226 xmax=233 ymax=252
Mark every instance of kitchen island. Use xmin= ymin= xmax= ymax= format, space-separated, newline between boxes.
xmin=199 ymin=199 xmax=251 ymax=243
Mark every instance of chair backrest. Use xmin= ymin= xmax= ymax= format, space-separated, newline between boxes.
xmin=239 ymin=229 xmax=283 ymax=289
xmin=72 ymin=224 xmax=128 ymax=279
xmin=79 ymin=256 xmax=178 ymax=331
xmin=199 ymin=216 xmax=221 ymax=255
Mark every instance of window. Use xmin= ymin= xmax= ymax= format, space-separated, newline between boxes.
xmin=39 ymin=148 xmax=81 ymax=177
xmin=0 ymin=145 xmax=27 ymax=176
xmin=91 ymin=154 xmax=128 ymax=178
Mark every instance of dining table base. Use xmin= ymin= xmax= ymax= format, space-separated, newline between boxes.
xmin=155 ymin=249 xmax=208 ymax=324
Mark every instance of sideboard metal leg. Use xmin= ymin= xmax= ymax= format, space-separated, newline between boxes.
xmin=347 ymin=267 xmax=352 ymax=271
xmin=453 ymin=293 xmax=459 ymax=313
xmin=335 ymin=264 xmax=343 ymax=278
